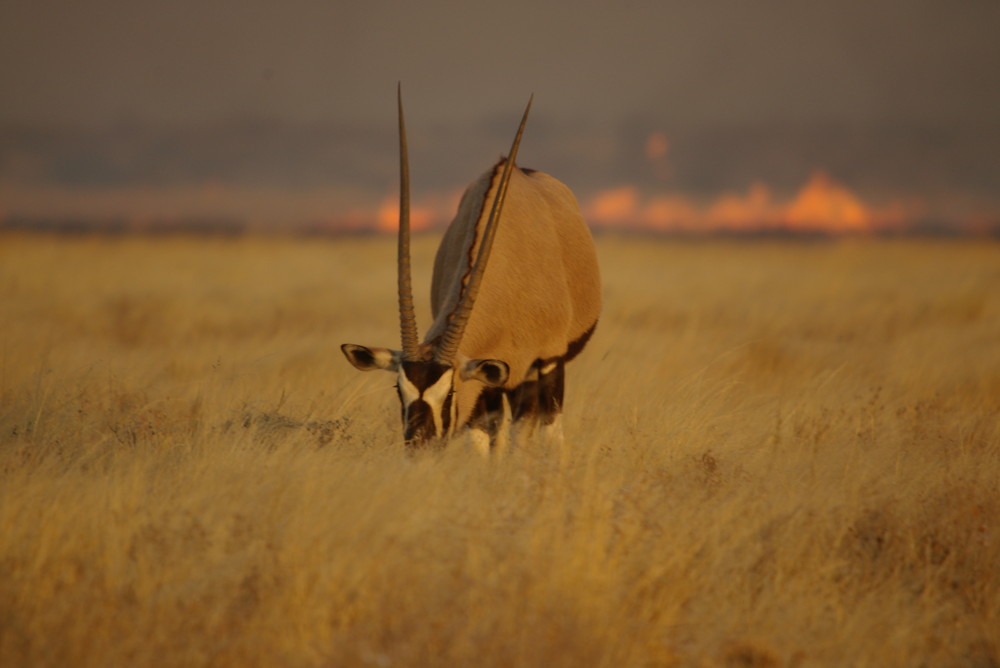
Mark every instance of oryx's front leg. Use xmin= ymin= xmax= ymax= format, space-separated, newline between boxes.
xmin=509 ymin=359 xmax=565 ymax=444
xmin=467 ymin=386 xmax=512 ymax=456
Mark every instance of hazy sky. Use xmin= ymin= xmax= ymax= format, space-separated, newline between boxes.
xmin=2 ymin=0 xmax=999 ymax=129
xmin=2 ymin=1 xmax=999 ymax=234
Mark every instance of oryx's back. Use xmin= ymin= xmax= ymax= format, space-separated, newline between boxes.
xmin=427 ymin=160 xmax=601 ymax=390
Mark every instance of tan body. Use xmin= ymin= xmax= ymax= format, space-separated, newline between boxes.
xmin=424 ymin=162 xmax=601 ymax=428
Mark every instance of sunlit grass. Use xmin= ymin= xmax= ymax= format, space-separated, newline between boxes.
xmin=1 ymin=234 xmax=998 ymax=667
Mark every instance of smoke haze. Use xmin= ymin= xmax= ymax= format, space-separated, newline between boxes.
xmin=2 ymin=1 xmax=998 ymax=234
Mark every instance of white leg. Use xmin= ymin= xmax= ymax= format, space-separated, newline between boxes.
xmin=492 ymin=392 xmax=513 ymax=455
xmin=468 ymin=393 xmax=513 ymax=457
xmin=540 ymin=413 xmax=564 ymax=445
xmin=467 ymin=427 xmax=491 ymax=457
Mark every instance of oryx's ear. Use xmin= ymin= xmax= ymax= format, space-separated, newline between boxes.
xmin=341 ymin=344 xmax=401 ymax=372
xmin=460 ymin=359 xmax=509 ymax=387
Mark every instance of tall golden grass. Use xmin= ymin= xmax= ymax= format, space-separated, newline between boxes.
xmin=1 ymin=233 xmax=998 ymax=667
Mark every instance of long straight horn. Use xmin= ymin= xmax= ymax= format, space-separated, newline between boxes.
xmin=435 ymin=95 xmax=533 ymax=365
xmin=397 ymin=84 xmax=420 ymax=360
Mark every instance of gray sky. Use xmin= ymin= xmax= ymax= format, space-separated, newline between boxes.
xmin=2 ymin=1 xmax=999 ymax=233
xmin=2 ymin=0 xmax=998 ymax=128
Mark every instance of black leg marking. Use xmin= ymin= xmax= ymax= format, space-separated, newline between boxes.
xmin=537 ymin=361 xmax=565 ymax=426
xmin=509 ymin=370 xmax=540 ymax=424
xmin=503 ymin=323 xmax=595 ymax=438
xmin=469 ymin=386 xmax=506 ymax=445
xmin=509 ymin=359 xmax=565 ymax=429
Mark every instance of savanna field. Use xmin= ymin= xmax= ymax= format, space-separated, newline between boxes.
xmin=1 ymin=233 xmax=998 ymax=667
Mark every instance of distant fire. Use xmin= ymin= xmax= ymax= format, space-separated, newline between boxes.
xmin=785 ymin=172 xmax=875 ymax=232
xmin=0 ymin=169 xmax=992 ymax=238
xmin=584 ymin=171 xmax=916 ymax=235
xmin=374 ymin=190 xmax=462 ymax=234
xmin=374 ymin=173 xmax=909 ymax=236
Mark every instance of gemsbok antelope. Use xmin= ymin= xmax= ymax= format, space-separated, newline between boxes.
xmin=341 ymin=89 xmax=601 ymax=452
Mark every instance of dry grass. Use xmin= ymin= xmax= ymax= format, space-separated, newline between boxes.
xmin=1 ymin=233 xmax=998 ymax=667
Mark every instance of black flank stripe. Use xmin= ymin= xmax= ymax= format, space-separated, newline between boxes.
xmin=562 ymin=320 xmax=598 ymax=363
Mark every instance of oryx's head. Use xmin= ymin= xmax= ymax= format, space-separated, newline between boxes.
xmin=340 ymin=87 xmax=530 ymax=447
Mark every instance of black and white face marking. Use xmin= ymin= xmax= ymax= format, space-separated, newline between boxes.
xmin=342 ymin=344 xmax=511 ymax=447
xmin=396 ymin=361 xmax=456 ymax=446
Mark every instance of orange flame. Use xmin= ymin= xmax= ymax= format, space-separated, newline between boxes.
xmin=587 ymin=186 xmax=640 ymax=227
xmin=374 ymin=190 xmax=462 ymax=234
xmin=584 ymin=171 xmax=915 ymax=235
xmin=705 ymin=183 xmax=776 ymax=231
xmin=784 ymin=172 xmax=869 ymax=231
xmin=3 ymin=167 xmax=969 ymax=236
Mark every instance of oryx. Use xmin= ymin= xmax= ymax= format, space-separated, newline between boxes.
xmin=341 ymin=89 xmax=601 ymax=452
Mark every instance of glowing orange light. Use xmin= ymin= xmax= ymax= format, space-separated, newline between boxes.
xmin=0 ymin=166 xmax=955 ymax=236
xmin=586 ymin=186 xmax=640 ymax=227
xmin=645 ymin=132 xmax=670 ymax=161
xmin=641 ymin=194 xmax=701 ymax=231
xmin=375 ymin=194 xmax=440 ymax=233
xmin=705 ymin=183 xmax=776 ymax=230
xmin=783 ymin=171 xmax=869 ymax=232
xmin=582 ymin=171 xmax=921 ymax=235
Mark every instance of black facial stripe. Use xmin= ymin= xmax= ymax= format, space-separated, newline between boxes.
xmin=401 ymin=360 xmax=452 ymax=391
xmin=398 ymin=361 xmax=456 ymax=445
xmin=441 ymin=390 xmax=453 ymax=434
xmin=405 ymin=399 xmax=434 ymax=442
